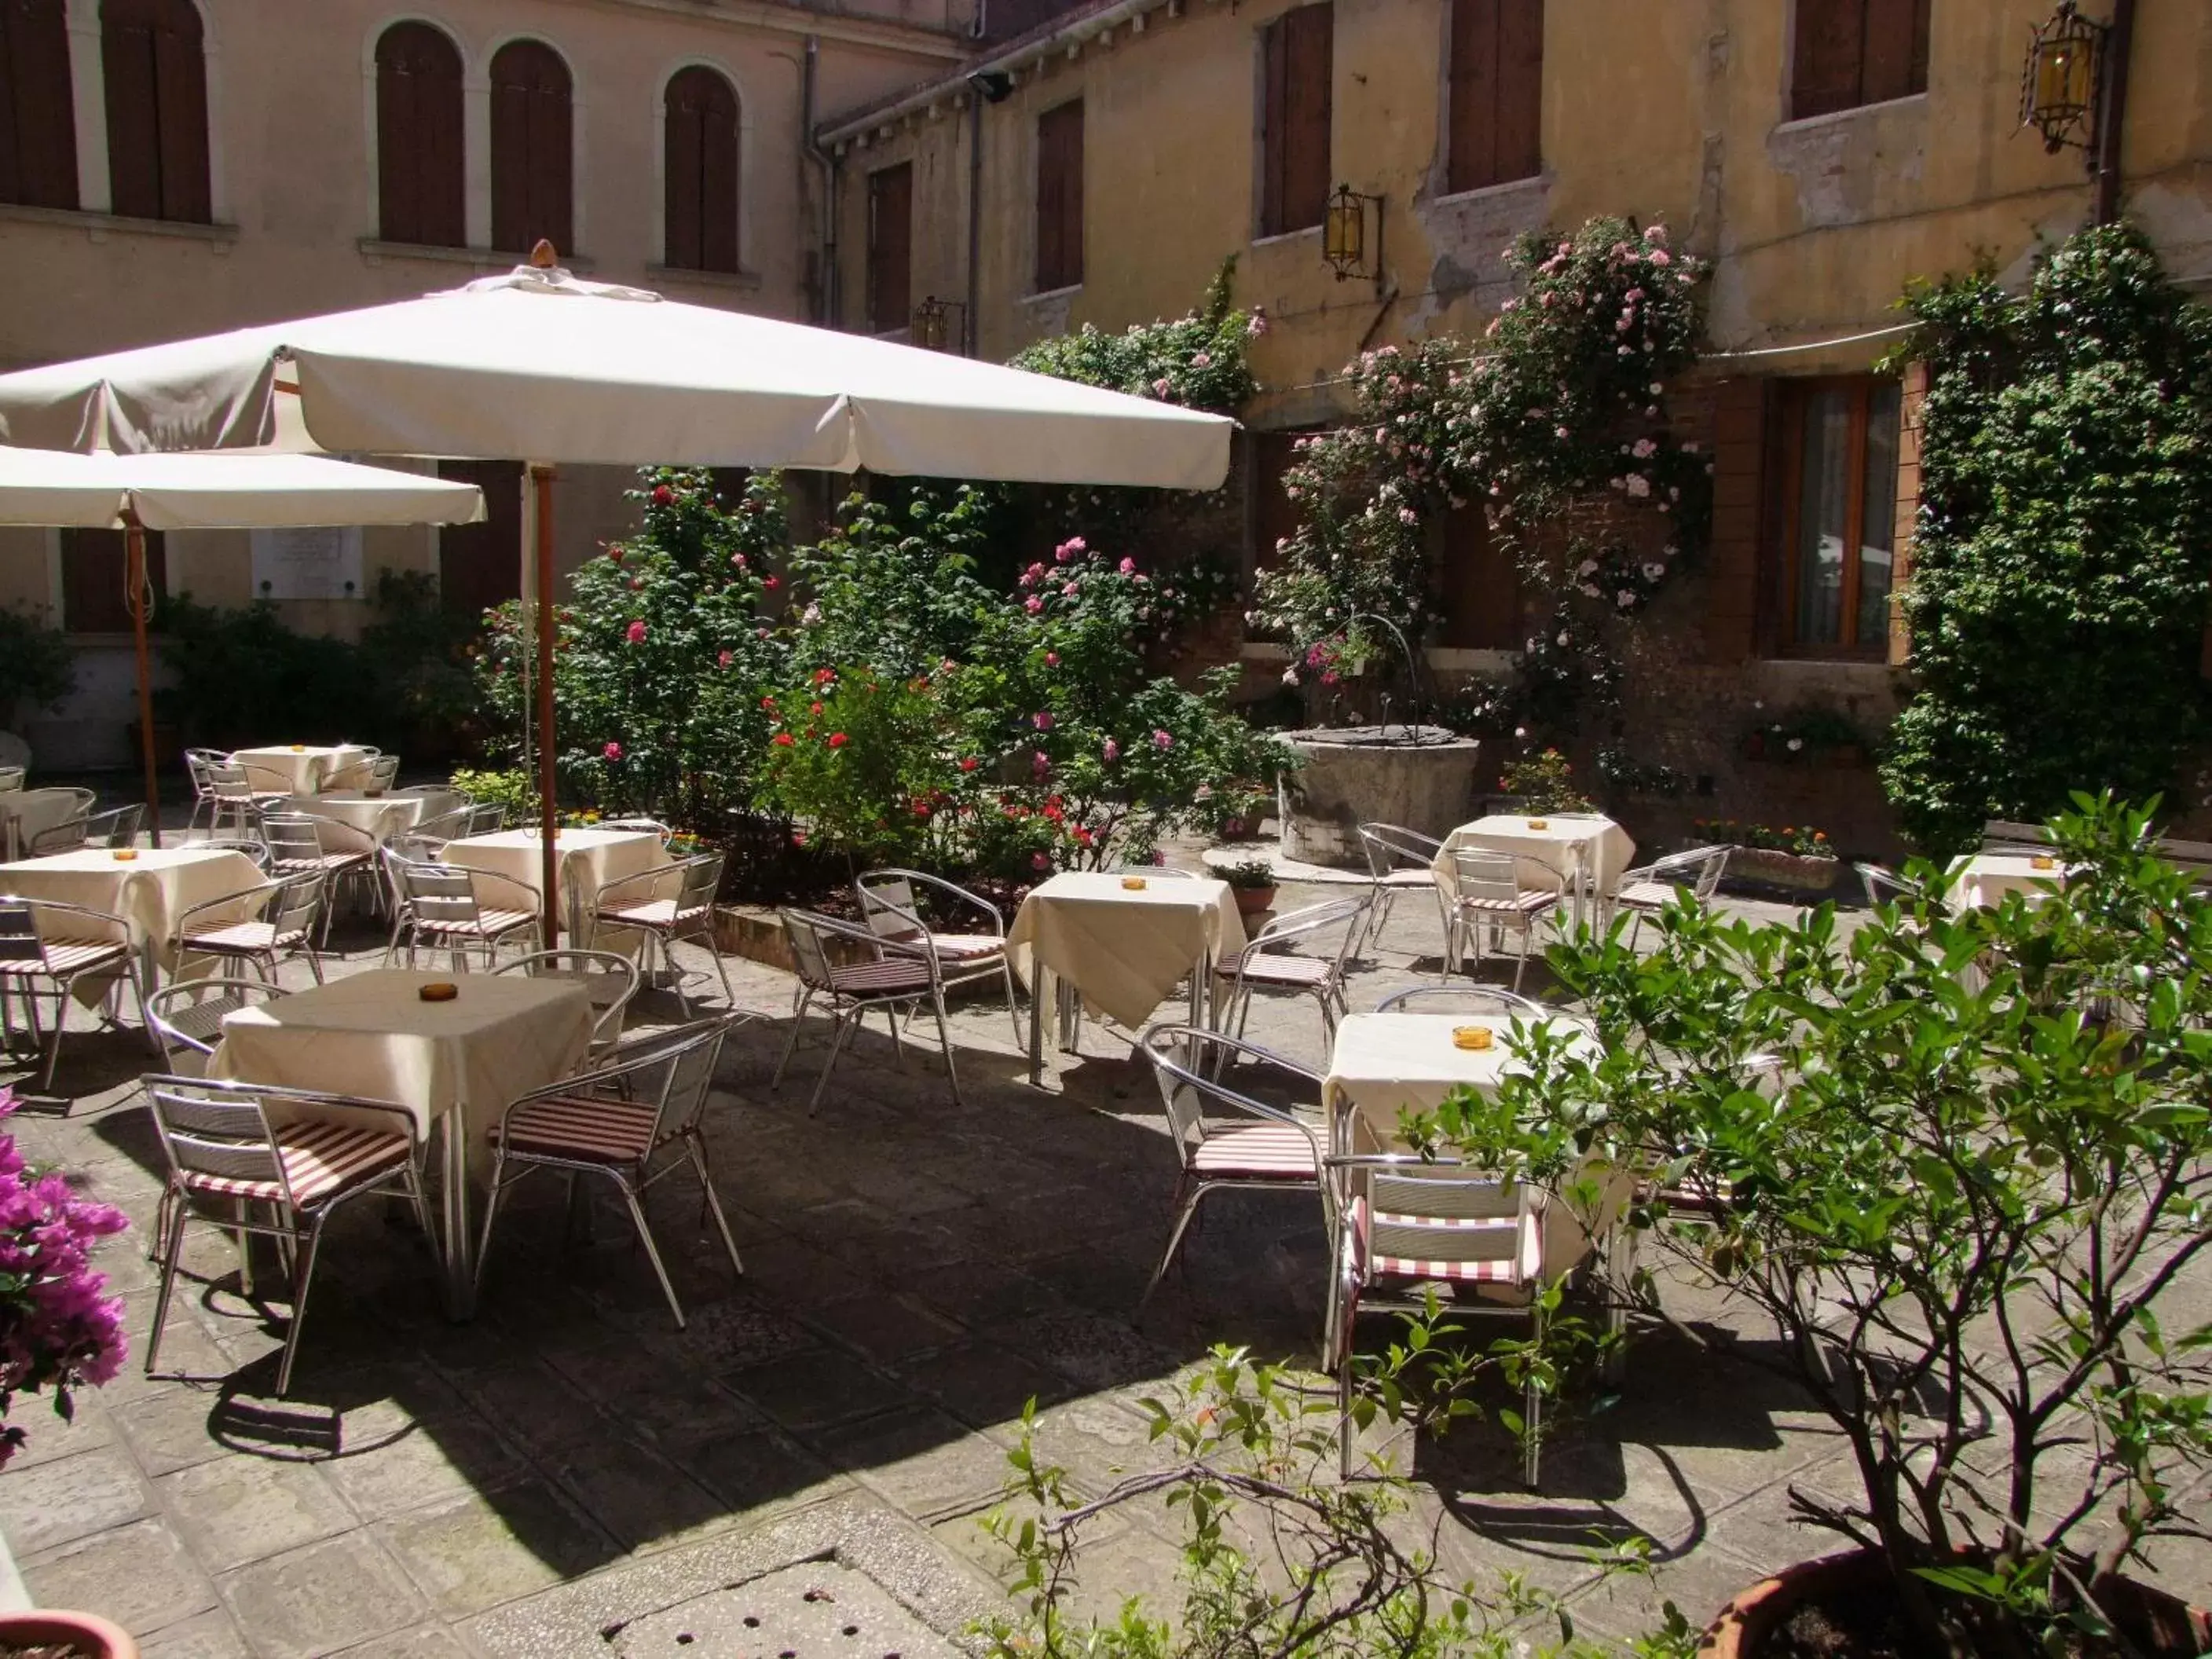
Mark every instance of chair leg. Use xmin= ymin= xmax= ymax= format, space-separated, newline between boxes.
xmin=1338 ymin=1340 xmax=1358 ymax=1482
xmin=1137 ymin=1178 xmax=1206 ymax=1313
xmin=685 ymin=1136 xmax=743 ymax=1278
xmin=805 ymin=1008 xmax=858 ymax=1114
xmin=472 ymin=1159 xmax=513 ymax=1299
xmin=144 ymin=1188 xmax=189 ymax=1377
xmin=705 ymin=933 xmax=737 ymax=1008
xmin=37 ymin=978 xmax=67 ymax=1092
xmin=617 ymin=1181 xmax=686 ymax=1330
xmin=770 ymin=989 xmax=815 ymax=1090
xmin=932 ymin=988 xmax=963 ymax=1108
xmin=273 ymin=1215 xmax=327 ymax=1399
xmin=1000 ymin=958 xmax=1024 ymax=1050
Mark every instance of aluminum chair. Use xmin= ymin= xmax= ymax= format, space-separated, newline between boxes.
xmin=465 ymin=802 xmax=507 ymax=835
xmin=773 ymin=908 xmax=961 ymax=1111
xmin=323 ymin=753 xmax=400 ymax=793
xmin=382 ymin=852 xmax=538 ymax=970
xmin=182 ymin=749 xmax=225 ymax=835
xmin=206 ymin=764 xmax=281 ymax=836
xmin=392 ymin=784 xmax=468 ymax=820
xmin=411 ymin=808 xmax=474 ymax=844
xmin=599 ymin=816 xmax=672 ymax=842
xmin=142 ymin=1073 xmax=432 ymax=1396
xmin=176 ymin=870 xmax=328 ymax=985
xmin=1855 ymin=861 xmax=1916 ymax=907
xmin=85 ymin=804 xmax=144 ymax=849
xmin=1445 ymin=851 xmax=1562 ymax=991
xmin=197 ymin=837 xmax=273 ymax=871
xmin=590 ymin=852 xmax=733 ymax=1014
xmin=1610 ymin=844 xmax=1730 ymax=949
xmin=855 ymin=867 xmax=1021 ymax=1046
xmin=492 ymin=949 xmax=641 ymax=1057
xmin=1210 ymin=895 xmax=1368 ymax=1049
xmin=1373 ymin=984 xmax=1553 ymax=1019
xmin=260 ymin=814 xmax=375 ymax=946
xmin=20 ymin=786 xmax=97 ymax=855
xmin=1355 ymin=823 xmax=1449 ymax=953
xmin=145 ymin=976 xmax=291 ymax=1075
xmin=0 ymin=895 xmax=152 ymax=1089
xmin=474 ymin=1017 xmax=743 ymax=1330
xmin=1135 ymin=1023 xmax=1330 ymax=1313
xmin=1325 ymin=1150 xmax=1551 ymax=1485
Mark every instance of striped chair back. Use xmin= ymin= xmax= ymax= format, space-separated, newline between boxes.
xmin=1139 ymin=1024 xmax=1325 ymax=1179
xmin=1355 ymin=1163 xmax=1535 ymax=1278
xmin=146 ymin=977 xmax=290 ymax=1073
xmin=675 ymin=854 xmax=723 ymax=916
xmin=208 ymin=764 xmax=260 ymax=807
xmin=467 ymin=803 xmax=507 ymax=835
xmin=855 ymin=873 xmax=925 ymax=943
xmin=0 ymin=899 xmax=43 ymax=969
xmin=1452 ymin=848 xmax=1527 ymax=905
xmin=1357 ymin=822 xmax=1437 ymax=880
xmin=396 ymin=860 xmax=482 ymax=931
xmin=599 ymin=1018 xmax=731 ymax=1147
xmin=261 ymin=814 xmax=328 ymax=870
xmin=780 ymin=909 xmax=840 ymax=991
xmin=266 ymin=870 xmax=326 ymax=939
xmin=145 ymin=1079 xmax=292 ymax=1207
xmin=412 ymin=810 xmax=471 ymax=843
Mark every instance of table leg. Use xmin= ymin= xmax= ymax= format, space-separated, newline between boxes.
xmin=438 ymin=1111 xmax=476 ymax=1320
xmin=1027 ymin=964 xmax=1048 ymax=1086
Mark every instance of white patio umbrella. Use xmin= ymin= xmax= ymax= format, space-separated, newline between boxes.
xmin=0 ymin=245 xmax=1236 ymax=936
xmin=0 ymin=447 xmax=485 ymax=846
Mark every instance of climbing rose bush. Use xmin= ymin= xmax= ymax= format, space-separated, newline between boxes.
xmin=0 ymin=1089 xmax=127 ymax=1467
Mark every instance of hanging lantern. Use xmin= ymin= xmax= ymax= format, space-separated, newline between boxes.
xmin=1323 ymin=185 xmax=1381 ymax=284
xmin=2021 ymin=2 xmax=2104 ymax=153
xmin=910 ymin=295 xmax=965 ymax=353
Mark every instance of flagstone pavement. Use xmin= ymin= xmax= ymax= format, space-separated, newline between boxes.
xmin=1 ymin=848 xmax=2203 ymax=1657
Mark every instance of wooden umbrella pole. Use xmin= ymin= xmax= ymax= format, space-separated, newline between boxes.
xmin=123 ymin=513 xmax=161 ymax=850
xmin=532 ymin=463 xmax=559 ymax=946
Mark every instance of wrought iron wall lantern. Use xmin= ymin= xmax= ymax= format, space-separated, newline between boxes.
xmin=911 ymin=295 xmax=967 ymax=352
xmin=2021 ymin=2 xmax=2106 ymax=154
xmin=1323 ymin=185 xmax=1382 ymax=287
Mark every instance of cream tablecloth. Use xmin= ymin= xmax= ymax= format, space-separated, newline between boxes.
xmin=0 ymin=789 xmax=90 ymax=861
xmin=1946 ymin=852 xmax=2065 ymax=913
xmin=1007 ymin=871 xmax=1244 ymax=1031
xmin=438 ymin=826 xmax=668 ymax=939
xmin=0 ymin=847 xmax=266 ymax=965
xmin=233 ymin=745 xmax=368 ymax=794
xmin=1327 ymin=1010 xmax=1611 ymax=1280
xmin=284 ymin=792 xmax=427 ymax=847
xmin=1434 ymin=814 xmax=1637 ymax=926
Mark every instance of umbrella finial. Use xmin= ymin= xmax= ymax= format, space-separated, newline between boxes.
xmin=529 ymin=239 xmax=560 ymax=269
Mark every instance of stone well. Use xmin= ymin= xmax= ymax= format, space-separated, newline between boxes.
xmin=1276 ymin=724 xmax=1482 ymax=867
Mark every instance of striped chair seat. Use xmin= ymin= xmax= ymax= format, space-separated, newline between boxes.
xmin=491 ymin=1093 xmax=661 ymax=1163
xmin=599 ymin=899 xmax=709 ymax=929
xmin=185 ymin=921 xmax=309 ymax=953
xmin=1188 ymin=1122 xmax=1319 ymax=1178
xmin=1457 ymin=891 xmax=1558 ymax=914
xmin=1613 ymin=881 xmax=1679 ymax=911
xmin=183 ymin=1120 xmax=410 ymax=1207
xmin=1377 ymin=868 xmax=1439 ymax=888
xmin=921 ymin=932 xmax=1005 ymax=959
xmin=1214 ymin=949 xmax=1334 ymax=986
xmin=274 ymin=852 xmax=371 ymax=876
xmin=0 ymin=939 xmax=127 ymax=976
xmin=1359 ymin=1204 xmax=1542 ymax=1287
xmin=414 ymin=909 xmax=535 ymax=937
xmin=826 ymin=958 xmax=933 ymax=995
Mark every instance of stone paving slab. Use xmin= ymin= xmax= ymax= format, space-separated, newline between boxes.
xmin=0 ymin=853 xmax=2064 ymax=1654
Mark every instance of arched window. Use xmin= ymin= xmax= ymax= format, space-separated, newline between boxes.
xmin=662 ymin=64 xmax=738 ymax=273
xmin=101 ymin=0 xmax=208 ymax=223
xmin=489 ymin=38 xmax=569 ymax=255
xmin=0 ymin=0 xmax=79 ymax=208
xmin=375 ymin=20 xmax=463 ymax=247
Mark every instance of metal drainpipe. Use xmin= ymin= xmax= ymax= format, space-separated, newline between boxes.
xmin=802 ymin=37 xmax=841 ymax=326
xmin=2092 ymin=0 xmax=2137 ymax=225
xmin=965 ymin=89 xmax=983 ymax=355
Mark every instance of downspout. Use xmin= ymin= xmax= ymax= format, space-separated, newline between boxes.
xmin=965 ymin=87 xmax=983 ymax=355
xmin=802 ymin=37 xmax=840 ymax=326
xmin=2091 ymin=0 xmax=2136 ymax=225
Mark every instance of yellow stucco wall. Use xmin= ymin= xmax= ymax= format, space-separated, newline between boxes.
xmin=828 ymin=0 xmax=2212 ymax=402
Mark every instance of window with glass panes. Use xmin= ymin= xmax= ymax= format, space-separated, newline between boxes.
xmin=1775 ymin=376 xmax=1901 ymax=657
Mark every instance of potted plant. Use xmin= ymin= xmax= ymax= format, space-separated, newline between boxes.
xmin=0 ymin=1088 xmax=135 ymax=1657
xmin=1219 ymin=857 xmax=1279 ymax=919
xmin=1445 ymin=797 xmax=2212 ymax=1659
xmin=1496 ymin=749 xmax=1595 ymax=815
xmin=1694 ymin=818 xmax=1838 ymax=893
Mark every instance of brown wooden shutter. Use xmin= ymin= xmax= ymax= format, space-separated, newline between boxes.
xmin=665 ymin=65 xmax=739 ymax=273
xmin=1281 ymin=3 xmax=1331 ymax=233
xmin=1260 ymin=15 xmax=1288 ymax=236
xmin=0 ymin=0 xmax=78 ymax=209
xmin=1861 ymin=0 xmax=1928 ymax=104
xmin=1790 ymin=0 xmax=1866 ymax=119
xmin=103 ymin=0 xmax=207 ymax=223
xmin=61 ymin=527 xmax=164 ymax=634
xmin=489 ymin=40 xmax=571 ymax=255
xmin=1704 ymin=378 xmax=1772 ymax=665
xmin=867 ymin=163 xmax=912 ymax=332
xmin=437 ymin=460 xmax=522 ymax=618
xmin=1447 ymin=0 xmax=1497 ymax=195
xmin=1495 ymin=0 xmax=1541 ymax=185
xmin=1437 ymin=502 xmax=1522 ymax=649
xmin=375 ymin=23 xmax=463 ymax=247
xmin=1035 ymin=100 xmax=1082 ymax=291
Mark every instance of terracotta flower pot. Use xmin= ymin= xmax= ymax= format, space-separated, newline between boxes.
xmin=1723 ymin=845 xmax=1838 ymax=894
xmin=0 ymin=1608 xmax=141 ymax=1658
xmin=1698 ymin=1548 xmax=2210 ymax=1659
xmin=1232 ymin=885 xmax=1277 ymax=918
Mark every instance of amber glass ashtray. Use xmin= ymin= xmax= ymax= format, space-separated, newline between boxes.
xmin=419 ymin=982 xmax=459 ymax=1003
xmin=1451 ymin=1025 xmax=1496 ymax=1052
xmin=1526 ymin=819 xmax=1550 ymax=831
xmin=1120 ymin=876 xmax=1148 ymax=891
xmin=2031 ymin=855 xmax=2057 ymax=871
xmin=111 ymin=849 xmax=137 ymax=862
xmin=289 ymin=744 xmax=306 ymax=753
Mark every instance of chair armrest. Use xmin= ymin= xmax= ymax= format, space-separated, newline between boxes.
xmin=178 ymin=884 xmax=276 ymax=932
xmin=888 ymin=868 xmax=1006 ymax=936
xmin=802 ymin=910 xmax=932 ymax=961
xmin=9 ymin=895 xmax=137 ymax=942
xmin=593 ymin=862 xmax=687 ymax=906
xmin=444 ymin=865 xmax=541 ymax=914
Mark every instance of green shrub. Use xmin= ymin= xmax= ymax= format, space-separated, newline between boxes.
xmin=449 ymin=767 xmax=537 ymax=822
xmin=0 ymin=606 xmax=75 ymax=731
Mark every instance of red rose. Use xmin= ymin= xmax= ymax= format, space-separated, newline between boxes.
xmin=828 ymin=732 xmax=848 ymax=749
xmin=764 ymin=575 xmax=780 ymax=590
xmin=652 ymin=485 xmax=674 ymax=505
xmin=772 ymin=733 xmax=795 ymax=747
xmin=959 ymin=757 xmax=979 ymax=772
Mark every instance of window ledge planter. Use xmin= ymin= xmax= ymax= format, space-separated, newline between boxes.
xmin=1698 ymin=1548 xmax=2209 ymax=1659
xmin=1723 ymin=845 xmax=1839 ymax=893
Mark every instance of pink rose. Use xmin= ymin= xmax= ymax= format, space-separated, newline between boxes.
xmin=625 ymin=620 xmax=647 ymax=643
xmin=1119 ymin=557 xmax=1136 ymax=574
xmin=717 ymin=650 xmax=734 ymax=668
xmin=1103 ymin=738 xmax=1120 ymax=762
xmin=603 ymin=742 xmax=623 ymax=760
xmin=1045 ymin=651 xmax=1060 ymax=666
xmin=1151 ymin=730 xmax=1173 ymax=751
xmin=1025 ymin=596 xmax=1045 ymax=614
xmin=1031 ymin=711 xmax=1054 ymax=731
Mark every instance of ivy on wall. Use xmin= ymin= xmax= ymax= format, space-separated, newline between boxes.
xmin=1250 ymin=216 xmax=1711 ymax=754
xmin=1881 ymin=224 xmax=2212 ymax=853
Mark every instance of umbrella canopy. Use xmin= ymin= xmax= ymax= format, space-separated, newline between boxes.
xmin=0 ymin=262 xmax=1235 ymax=489
xmin=0 ymin=446 xmax=486 ymax=529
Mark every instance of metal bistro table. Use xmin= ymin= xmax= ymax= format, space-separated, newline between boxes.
xmin=207 ymin=968 xmax=595 ymax=1318
xmin=1005 ymin=870 xmax=1247 ymax=1085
